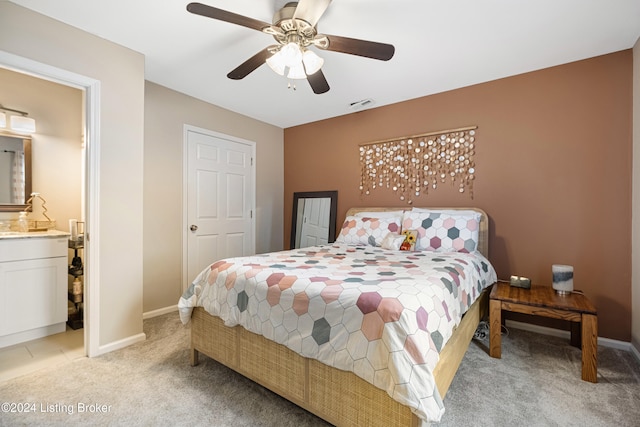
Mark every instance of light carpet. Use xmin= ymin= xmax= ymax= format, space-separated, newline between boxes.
xmin=0 ymin=313 xmax=638 ymax=426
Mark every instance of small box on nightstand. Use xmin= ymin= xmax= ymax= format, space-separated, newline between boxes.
xmin=510 ymin=275 xmax=531 ymax=289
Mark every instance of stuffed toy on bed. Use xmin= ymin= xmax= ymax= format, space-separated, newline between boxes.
xmin=400 ymin=229 xmax=417 ymax=251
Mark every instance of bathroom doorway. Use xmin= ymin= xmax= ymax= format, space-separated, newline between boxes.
xmin=0 ymin=51 xmax=101 ymax=360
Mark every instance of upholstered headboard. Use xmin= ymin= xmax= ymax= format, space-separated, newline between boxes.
xmin=342 ymin=207 xmax=489 ymax=258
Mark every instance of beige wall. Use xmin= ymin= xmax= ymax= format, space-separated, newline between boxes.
xmin=143 ymin=82 xmax=283 ymax=313
xmin=285 ymin=51 xmax=633 ymax=341
xmin=0 ymin=2 xmax=145 ymax=351
xmin=633 ymin=37 xmax=640 ymax=353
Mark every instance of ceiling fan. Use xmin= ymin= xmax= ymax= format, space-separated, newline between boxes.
xmin=186 ymin=1 xmax=395 ymax=94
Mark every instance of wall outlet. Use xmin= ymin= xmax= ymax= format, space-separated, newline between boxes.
xmin=510 ymin=275 xmax=531 ymax=289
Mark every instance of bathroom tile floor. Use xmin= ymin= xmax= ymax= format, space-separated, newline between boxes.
xmin=0 ymin=327 xmax=84 ymax=382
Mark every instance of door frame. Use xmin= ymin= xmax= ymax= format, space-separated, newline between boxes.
xmin=0 ymin=50 xmax=101 ymax=357
xmin=182 ymin=124 xmax=256 ymax=291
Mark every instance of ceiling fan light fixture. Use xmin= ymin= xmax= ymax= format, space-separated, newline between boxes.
xmin=266 ymin=51 xmax=286 ymax=76
xmin=280 ymin=42 xmax=302 ymax=67
xmin=302 ymin=49 xmax=324 ymax=75
xmin=187 ymin=2 xmax=396 ymax=95
xmin=287 ymin=62 xmax=307 ymax=80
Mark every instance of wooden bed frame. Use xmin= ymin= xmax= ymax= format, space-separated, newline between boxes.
xmin=190 ymin=207 xmax=491 ymax=427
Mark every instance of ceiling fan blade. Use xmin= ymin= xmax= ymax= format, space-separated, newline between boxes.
xmin=319 ymin=34 xmax=395 ymax=61
xmin=307 ymin=69 xmax=330 ymax=94
xmin=293 ymin=0 xmax=332 ymax=27
xmin=187 ymin=2 xmax=271 ymax=32
xmin=227 ymin=47 xmax=273 ymax=80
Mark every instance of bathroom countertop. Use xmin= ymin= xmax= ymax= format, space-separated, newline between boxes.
xmin=0 ymin=230 xmax=70 ymax=239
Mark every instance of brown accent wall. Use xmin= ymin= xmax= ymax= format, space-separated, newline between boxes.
xmin=284 ymin=50 xmax=633 ymax=341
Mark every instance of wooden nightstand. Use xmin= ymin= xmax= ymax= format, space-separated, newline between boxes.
xmin=489 ymin=282 xmax=598 ymax=383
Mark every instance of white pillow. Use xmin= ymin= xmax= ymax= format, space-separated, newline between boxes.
xmin=402 ymin=210 xmax=481 ymax=253
xmin=336 ymin=215 xmax=402 ymax=246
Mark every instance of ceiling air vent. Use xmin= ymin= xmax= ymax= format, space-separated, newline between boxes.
xmin=348 ymin=99 xmax=375 ymax=111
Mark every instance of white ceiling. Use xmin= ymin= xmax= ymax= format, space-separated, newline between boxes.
xmin=9 ymin=0 xmax=640 ymax=128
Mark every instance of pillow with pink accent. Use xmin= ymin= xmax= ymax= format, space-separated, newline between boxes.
xmin=336 ymin=215 xmax=402 ymax=246
xmin=401 ymin=210 xmax=481 ymax=253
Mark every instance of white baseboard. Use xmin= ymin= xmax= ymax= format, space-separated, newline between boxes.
xmin=505 ymin=320 xmax=633 ymax=352
xmin=96 ymin=332 xmax=146 ymax=356
xmin=88 ymin=306 xmax=178 ymax=357
xmin=143 ymin=305 xmax=178 ymax=320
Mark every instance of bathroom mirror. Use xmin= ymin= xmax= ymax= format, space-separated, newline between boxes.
xmin=291 ymin=191 xmax=338 ymax=249
xmin=0 ymin=133 xmax=32 ymax=212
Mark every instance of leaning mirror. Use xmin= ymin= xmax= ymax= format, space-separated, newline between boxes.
xmin=291 ymin=191 xmax=338 ymax=249
xmin=0 ymin=133 xmax=32 ymax=212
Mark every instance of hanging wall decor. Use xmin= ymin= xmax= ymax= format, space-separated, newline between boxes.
xmin=359 ymin=126 xmax=478 ymax=203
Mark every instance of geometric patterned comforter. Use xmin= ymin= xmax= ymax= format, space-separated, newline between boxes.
xmin=178 ymin=243 xmax=497 ymax=423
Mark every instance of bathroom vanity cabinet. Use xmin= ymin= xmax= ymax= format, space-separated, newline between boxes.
xmin=0 ymin=232 xmax=69 ymax=348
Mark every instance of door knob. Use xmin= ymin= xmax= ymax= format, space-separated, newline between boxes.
xmin=190 ymin=224 xmax=198 ymax=232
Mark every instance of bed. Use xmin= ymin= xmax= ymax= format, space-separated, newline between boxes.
xmin=179 ymin=207 xmax=497 ymax=426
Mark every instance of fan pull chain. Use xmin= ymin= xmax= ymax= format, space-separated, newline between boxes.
xmin=287 ymin=80 xmax=296 ymax=90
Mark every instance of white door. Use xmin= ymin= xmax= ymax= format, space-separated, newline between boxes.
xmin=185 ymin=127 xmax=255 ymax=287
xmin=299 ymin=197 xmax=330 ymax=247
